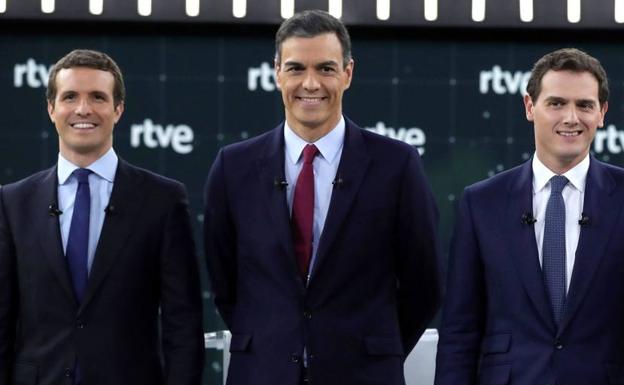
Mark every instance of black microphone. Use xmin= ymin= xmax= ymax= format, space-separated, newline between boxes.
xmin=332 ymin=175 xmax=344 ymax=188
xmin=521 ymin=212 xmax=536 ymax=225
xmin=273 ymin=178 xmax=288 ymax=190
xmin=578 ymin=213 xmax=590 ymax=226
xmin=104 ymin=204 xmax=115 ymax=215
xmin=48 ymin=203 xmax=62 ymax=217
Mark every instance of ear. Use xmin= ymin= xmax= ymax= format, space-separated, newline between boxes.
xmin=47 ymin=101 xmax=55 ymax=123
xmin=598 ymin=101 xmax=608 ymax=128
xmin=523 ymin=94 xmax=535 ymax=122
xmin=343 ymin=58 xmax=354 ymax=90
xmin=113 ymin=102 xmax=124 ymax=124
xmin=274 ymin=58 xmax=282 ymax=91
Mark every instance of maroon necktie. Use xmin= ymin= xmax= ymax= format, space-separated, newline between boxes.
xmin=292 ymin=144 xmax=319 ymax=280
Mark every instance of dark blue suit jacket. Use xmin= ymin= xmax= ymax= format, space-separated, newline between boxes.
xmin=435 ymin=157 xmax=624 ymax=385
xmin=204 ymin=118 xmax=440 ymax=385
xmin=0 ymin=159 xmax=204 ymax=385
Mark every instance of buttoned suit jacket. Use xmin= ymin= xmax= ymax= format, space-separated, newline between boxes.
xmin=0 ymin=158 xmax=204 ymax=385
xmin=435 ymin=157 xmax=624 ymax=385
xmin=204 ymin=118 xmax=441 ymax=385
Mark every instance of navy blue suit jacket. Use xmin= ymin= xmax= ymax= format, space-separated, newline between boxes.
xmin=0 ymin=159 xmax=204 ymax=385
xmin=435 ymin=157 xmax=624 ymax=385
xmin=204 ymin=118 xmax=440 ymax=385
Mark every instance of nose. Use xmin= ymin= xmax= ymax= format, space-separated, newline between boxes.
xmin=74 ymin=99 xmax=92 ymax=116
xmin=563 ymin=105 xmax=579 ymax=126
xmin=302 ymin=71 xmax=320 ymax=92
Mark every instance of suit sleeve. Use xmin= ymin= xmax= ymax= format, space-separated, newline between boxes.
xmin=434 ymin=188 xmax=485 ymax=385
xmin=203 ymin=149 xmax=237 ymax=329
xmin=395 ymin=149 xmax=441 ymax=356
xmin=159 ymin=183 xmax=205 ymax=385
xmin=0 ymin=187 xmax=16 ymax=385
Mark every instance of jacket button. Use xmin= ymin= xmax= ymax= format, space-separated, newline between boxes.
xmin=303 ymin=310 xmax=312 ymax=319
xmin=76 ymin=320 xmax=85 ymax=329
xmin=64 ymin=368 xmax=72 ymax=377
xmin=290 ymin=354 xmax=300 ymax=363
xmin=554 ymin=340 xmax=563 ymax=350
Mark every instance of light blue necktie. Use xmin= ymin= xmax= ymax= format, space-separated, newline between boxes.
xmin=542 ymin=175 xmax=568 ymax=325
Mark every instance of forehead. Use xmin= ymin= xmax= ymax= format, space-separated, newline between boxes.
xmin=54 ymin=67 xmax=115 ymax=93
xmin=279 ymin=33 xmax=343 ymax=64
xmin=538 ymin=70 xmax=600 ymax=100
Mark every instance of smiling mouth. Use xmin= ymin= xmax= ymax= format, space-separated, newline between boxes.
xmin=557 ymin=130 xmax=582 ymax=137
xmin=296 ymin=96 xmax=326 ymax=103
xmin=71 ymin=122 xmax=97 ymax=129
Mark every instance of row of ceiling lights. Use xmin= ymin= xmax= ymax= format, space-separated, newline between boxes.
xmin=1 ymin=0 xmax=623 ymax=23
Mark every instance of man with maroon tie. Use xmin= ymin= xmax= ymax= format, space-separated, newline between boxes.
xmin=204 ymin=10 xmax=440 ymax=385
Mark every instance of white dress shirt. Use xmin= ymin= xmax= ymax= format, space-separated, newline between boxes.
xmin=57 ymin=148 xmax=118 ymax=273
xmin=532 ymin=153 xmax=589 ymax=292
xmin=284 ymin=116 xmax=345 ymax=280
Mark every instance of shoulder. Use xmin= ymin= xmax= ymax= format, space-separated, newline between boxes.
xmin=1 ymin=167 xmax=55 ymax=197
xmin=463 ymin=162 xmax=527 ymax=200
xmin=118 ymin=160 xmax=186 ymax=196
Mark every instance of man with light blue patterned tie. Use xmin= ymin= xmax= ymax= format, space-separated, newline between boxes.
xmin=0 ymin=49 xmax=204 ymax=385
xmin=436 ymin=48 xmax=624 ymax=385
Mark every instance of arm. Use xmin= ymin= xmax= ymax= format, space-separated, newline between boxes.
xmin=0 ymin=187 xmax=16 ymax=385
xmin=395 ymin=149 xmax=441 ymax=356
xmin=434 ymin=189 xmax=485 ymax=385
xmin=159 ymin=183 xmax=205 ymax=385
xmin=203 ymin=149 xmax=237 ymax=329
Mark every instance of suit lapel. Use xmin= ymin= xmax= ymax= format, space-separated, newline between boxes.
xmin=310 ymin=119 xmax=370 ymax=283
xmin=79 ymin=159 xmax=144 ymax=312
xmin=256 ymin=125 xmax=303 ymax=288
xmin=558 ymin=157 xmax=620 ymax=336
xmin=506 ymin=161 xmax=556 ymax=332
xmin=36 ymin=166 xmax=77 ymax=302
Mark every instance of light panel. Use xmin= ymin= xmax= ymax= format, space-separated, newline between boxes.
xmin=567 ymin=0 xmax=581 ymax=22
xmin=233 ymin=0 xmax=246 ymax=18
xmin=281 ymin=0 xmax=294 ymax=19
xmin=616 ymin=0 xmax=624 ymax=22
xmin=138 ymin=0 xmax=151 ymax=16
xmin=42 ymin=0 xmax=55 ymax=13
xmin=89 ymin=0 xmax=103 ymax=15
xmin=186 ymin=0 xmax=199 ymax=17
xmin=376 ymin=0 xmax=390 ymax=20
xmin=424 ymin=0 xmax=438 ymax=21
xmin=472 ymin=0 xmax=485 ymax=22
xmin=519 ymin=0 xmax=533 ymax=22
xmin=329 ymin=0 xmax=342 ymax=18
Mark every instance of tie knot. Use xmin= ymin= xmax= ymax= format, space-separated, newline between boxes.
xmin=302 ymin=144 xmax=319 ymax=165
xmin=549 ymin=175 xmax=568 ymax=194
xmin=73 ymin=168 xmax=92 ymax=184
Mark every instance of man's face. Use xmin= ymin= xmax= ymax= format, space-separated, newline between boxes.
xmin=48 ymin=67 xmax=123 ymax=163
xmin=524 ymin=70 xmax=607 ymax=173
xmin=275 ymin=33 xmax=353 ymax=140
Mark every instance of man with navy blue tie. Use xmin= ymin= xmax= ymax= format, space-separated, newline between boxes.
xmin=204 ymin=10 xmax=440 ymax=385
xmin=0 ymin=49 xmax=204 ymax=385
xmin=435 ymin=48 xmax=624 ymax=385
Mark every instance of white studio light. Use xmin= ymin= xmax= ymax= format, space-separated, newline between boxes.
xmin=89 ymin=0 xmax=103 ymax=15
xmin=376 ymin=0 xmax=390 ymax=20
xmin=138 ymin=0 xmax=151 ymax=16
xmin=41 ymin=0 xmax=54 ymax=13
xmin=0 ymin=0 xmax=6 ymax=13
xmin=186 ymin=0 xmax=200 ymax=17
xmin=329 ymin=0 xmax=342 ymax=18
xmin=616 ymin=0 xmax=624 ymax=22
xmin=424 ymin=0 xmax=438 ymax=21
xmin=567 ymin=0 xmax=581 ymax=23
xmin=472 ymin=0 xmax=486 ymax=22
xmin=233 ymin=0 xmax=246 ymax=18
xmin=281 ymin=0 xmax=294 ymax=18
xmin=519 ymin=0 xmax=533 ymax=22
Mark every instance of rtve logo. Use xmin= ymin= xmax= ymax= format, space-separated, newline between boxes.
xmin=479 ymin=65 xmax=531 ymax=95
xmin=248 ymin=62 xmax=277 ymax=92
xmin=365 ymin=122 xmax=426 ymax=155
xmin=14 ymin=58 xmax=52 ymax=88
xmin=130 ymin=119 xmax=195 ymax=155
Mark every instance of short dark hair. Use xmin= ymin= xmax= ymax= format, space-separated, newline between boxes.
xmin=526 ymin=48 xmax=609 ymax=106
xmin=275 ymin=9 xmax=352 ymax=68
xmin=47 ymin=49 xmax=125 ymax=107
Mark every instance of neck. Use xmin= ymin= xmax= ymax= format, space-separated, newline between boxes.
xmin=286 ymin=115 xmax=341 ymax=143
xmin=536 ymin=151 xmax=587 ymax=175
xmin=60 ymin=146 xmax=111 ymax=168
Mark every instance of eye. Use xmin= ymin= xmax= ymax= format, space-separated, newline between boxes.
xmin=578 ymin=102 xmax=594 ymax=110
xmin=321 ymin=66 xmax=336 ymax=73
xmin=548 ymin=100 xmax=563 ymax=108
xmin=62 ymin=94 xmax=76 ymax=101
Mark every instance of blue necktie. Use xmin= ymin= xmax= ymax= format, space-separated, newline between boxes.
xmin=542 ymin=175 xmax=568 ymax=325
xmin=66 ymin=168 xmax=91 ymax=304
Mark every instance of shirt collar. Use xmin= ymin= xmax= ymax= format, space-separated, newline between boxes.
xmin=284 ymin=116 xmax=345 ymax=165
xmin=532 ymin=152 xmax=589 ymax=193
xmin=57 ymin=148 xmax=119 ymax=185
